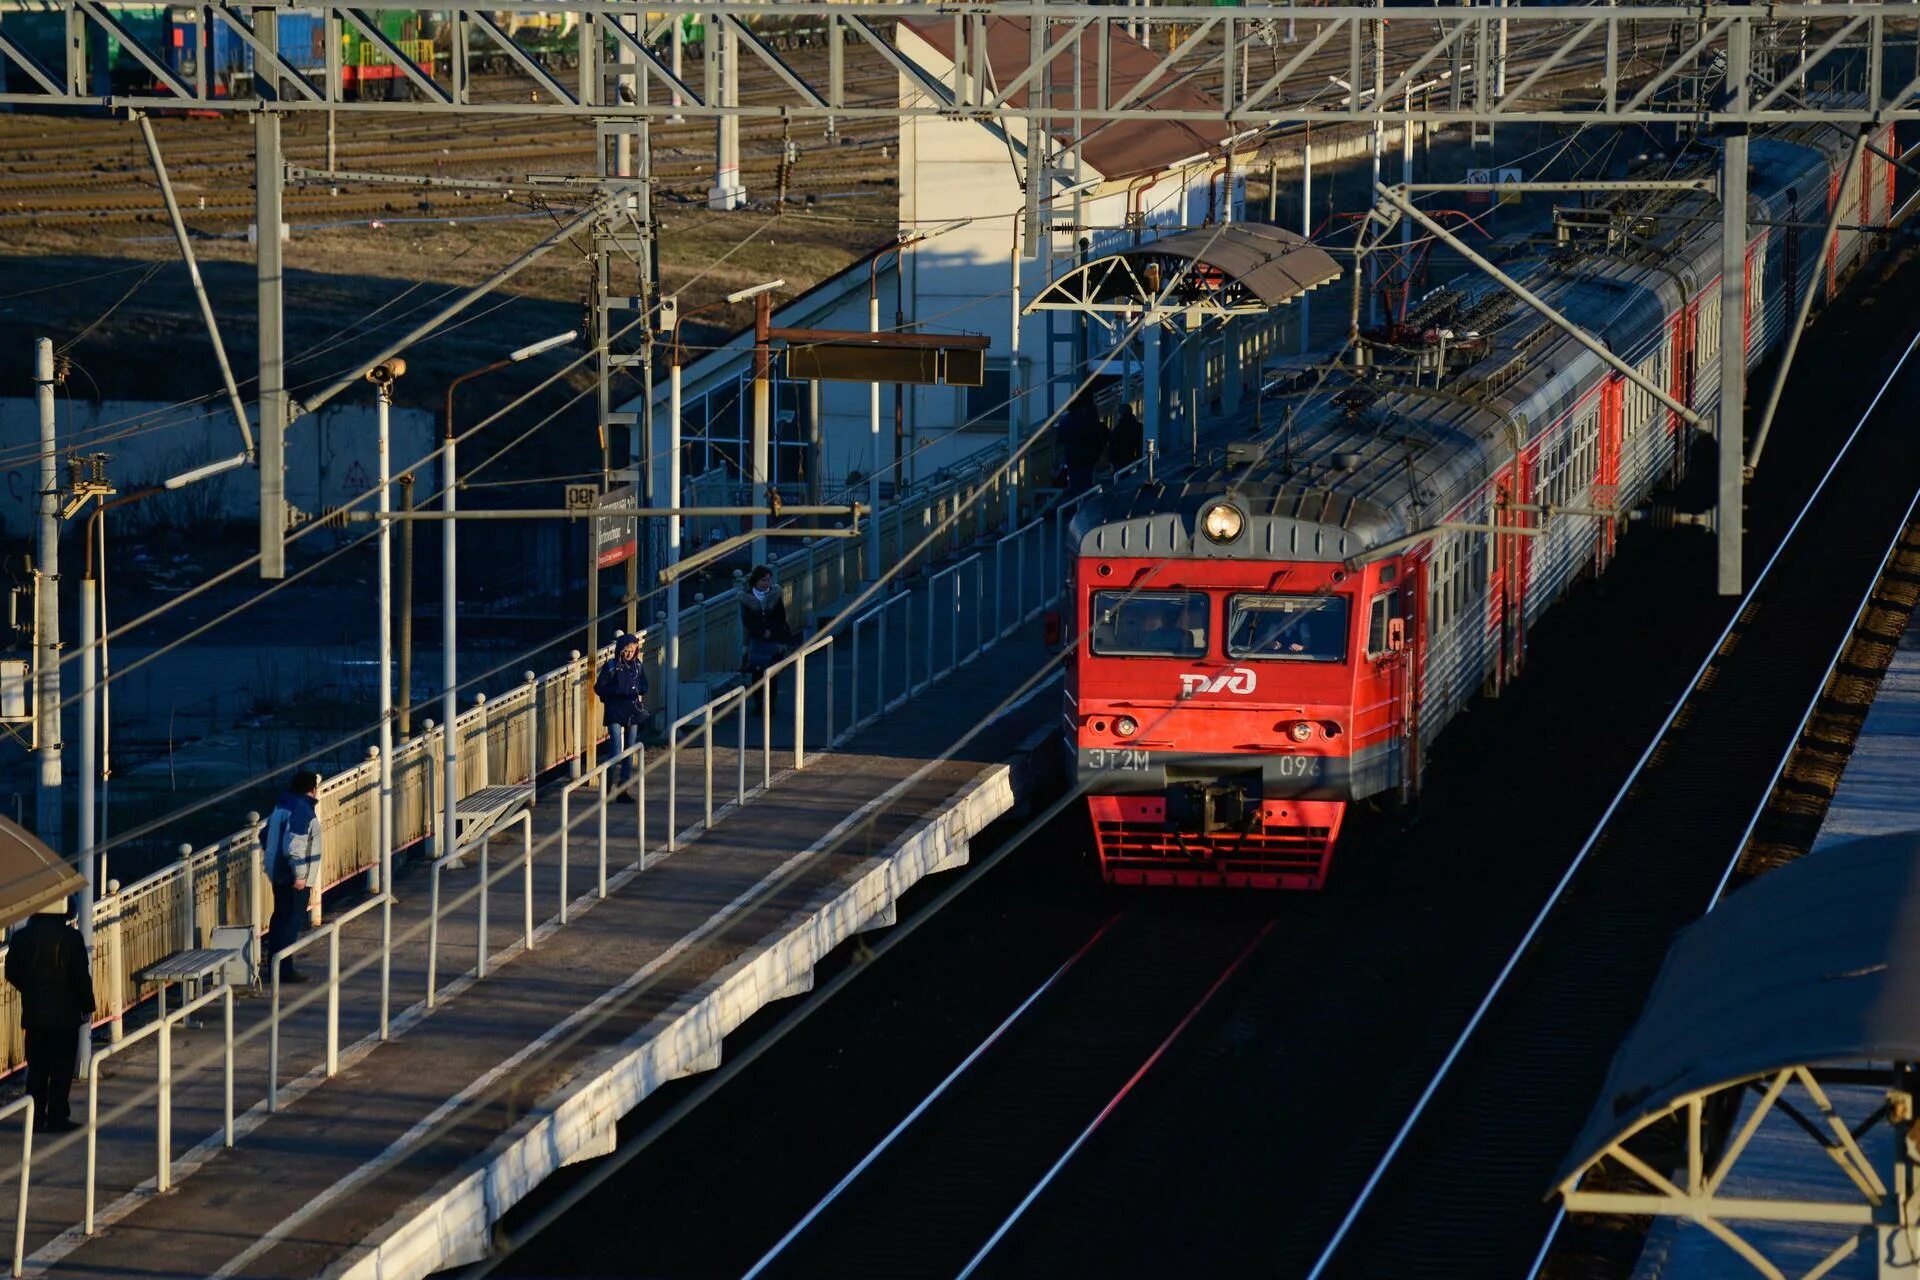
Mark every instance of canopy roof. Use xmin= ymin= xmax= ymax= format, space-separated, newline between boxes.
xmin=1026 ymin=224 xmax=1341 ymax=321
xmin=0 ymin=817 xmax=83 ymax=932
xmin=1557 ymin=831 xmax=1920 ymax=1189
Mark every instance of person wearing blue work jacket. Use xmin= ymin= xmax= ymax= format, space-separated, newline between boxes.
xmin=595 ymin=632 xmax=649 ymax=801
xmin=264 ymin=770 xmax=324 ymax=983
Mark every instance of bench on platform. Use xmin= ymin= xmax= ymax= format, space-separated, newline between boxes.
xmin=445 ymin=784 xmax=536 ymax=867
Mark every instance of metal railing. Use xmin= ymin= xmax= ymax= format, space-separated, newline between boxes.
xmin=267 ymin=893 xmax=393 ymax=1113
xmin=84 ymin=981 xmax=234 ymax=1234
xmin=0 ymin=1095 xmax=30 ymax=1278
xmin=666 ymin=687 xmax=750 ymax=852
xmin=426 ymin=812 xmax=534 ymax=1009
xmin=924 ymin=554 xmax=987 ymax=691
xmin=849 ymin=590 xmax=913 ymax=732
xmin=0 ymin=439 xmax=1037 ymax=1082
xmin=558 ymin=742 xmax=646 ymax=917
xmin=993 ymin=516 xmax=1048 ymax=638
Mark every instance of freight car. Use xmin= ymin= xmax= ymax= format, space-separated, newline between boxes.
xmin=1063 ymin=122 xmax=1894 ymax=889
xmin=0 ymin=3 xmax=434 ymax=100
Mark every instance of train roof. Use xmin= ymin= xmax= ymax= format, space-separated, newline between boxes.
xmin=1071 ymin=123 xmax=1851 ymax=565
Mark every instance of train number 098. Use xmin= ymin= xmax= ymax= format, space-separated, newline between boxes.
xmin=1273 ymin=755 xmax=1320 ymax=780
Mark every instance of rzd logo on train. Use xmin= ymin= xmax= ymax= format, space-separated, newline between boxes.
xmin=1178 ymin=667 xmax=1257 ymax=697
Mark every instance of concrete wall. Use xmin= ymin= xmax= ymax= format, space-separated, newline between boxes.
xmin=0 ymin=398 xmax=438 ymax=538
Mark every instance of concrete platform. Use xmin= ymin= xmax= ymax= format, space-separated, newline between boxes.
xmin=8 ymin=609 xmax=1065 ymax=1279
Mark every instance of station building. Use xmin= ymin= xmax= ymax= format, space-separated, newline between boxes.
xmin=630 ymin=15 xmax=1317 ymax=517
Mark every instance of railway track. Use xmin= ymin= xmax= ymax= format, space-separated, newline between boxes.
xmin=1300 ymin=334 xmax=1920 ymax=1279
xmin=742 ymin=904 xmax=1283 ymax=1280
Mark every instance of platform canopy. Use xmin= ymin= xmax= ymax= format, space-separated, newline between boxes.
xmin=1554 ymin=831 xmax=1920 ymax=1277
xmin=0 ymin=817 xmax=83 ymax=931
xmin=1024 ymin=223 xmax=1341 ymax=326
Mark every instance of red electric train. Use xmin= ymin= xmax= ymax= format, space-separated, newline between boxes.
xmin=1063 ymin=122 xmax=1892 ymax=888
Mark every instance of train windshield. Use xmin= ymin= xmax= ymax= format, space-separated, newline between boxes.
xmin=1226 ymin=594 xmax=1350 ymax=663
xmin=1089 ymin=591 xmax=1209 ymax=658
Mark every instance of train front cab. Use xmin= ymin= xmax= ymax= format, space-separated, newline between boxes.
xmin=1068 ymin=545 xmax=1408 ymax=890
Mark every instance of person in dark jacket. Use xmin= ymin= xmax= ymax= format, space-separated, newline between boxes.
xmin=594 ymin=632 xmax=649 ymax=797
xmin=264 ymin=771 xmax=323 ymax=983
xmin=6 ymin=900 xmax=93 ymax=1132
xmin=1061 ymin=395 xmax=1109 ymax=494
xmin=1109 ymin=405 xmax=1144 ymax=470
xmin=740 ymin=566 xmax=796 ymax=713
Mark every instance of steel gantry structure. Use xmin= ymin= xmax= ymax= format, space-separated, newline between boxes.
xmin=3 ymin=1 xmax=1915 ymax=593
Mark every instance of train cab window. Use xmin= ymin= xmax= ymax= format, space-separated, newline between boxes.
xmin=1089 ymin=591 xmax=1209 ymax=658
xmin=1226 ymin=594 xmax=1349 ymax=663
xmin=1366 ymin=592 xmax=1399 ymax=657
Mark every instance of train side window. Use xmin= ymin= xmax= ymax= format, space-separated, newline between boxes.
xmin=1089 ymin=590 xmax=1209 ymax=658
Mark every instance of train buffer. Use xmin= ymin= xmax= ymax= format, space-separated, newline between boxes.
xmin=8 ymin=567 xmax=1064 ymax=1280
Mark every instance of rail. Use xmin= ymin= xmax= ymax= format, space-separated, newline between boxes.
xmin=1521 ymin=331 xmax=1920 ymax=1280
xmin=0 ymin=1096 xmax=29 ymax=1278
xmin=558 ymin=742 xmax=646 ymax=918
xmin=426 ymin=812 xmax=534 ymax=1009
xmin=84 ymin=981 xmax=234 ymax=1235
xmin=267 ymin=892 xmax=394 ymax=1113
xmin=1310 ymin=324 xmax=1920 ymax=1280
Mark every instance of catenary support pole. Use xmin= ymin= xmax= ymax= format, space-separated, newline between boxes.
xmin=1301 ymin=140 xmax=1313 ymax=353
xmin=1008 ymin=216 xmax=1021 ymax=532
xmin=256 ymin=98 xmax=286 ymax=580
xmin=1142 ymin=321 xmax=1162 ymax=458
xmin=33 ymin=338 xmax=62 ymax=855
xmin=441 ymin=421 xmax=458 ymax=868
xmin=1748 ymin=128 xmax=1865 ymax=475
xmin=77 ymin=561 xmax=95 ymax=1077
xmin=1717 ymin=17 xmax=1751 ymax=596
xmin=868 ymin=276 xmax=882 ymax=580
xmin=752 ymin=292 xmax=771 ymax=532
xmin=398 ymin=473 xmax=415 ymax=735
xmin=667 ymin=333 xmax=684 ymax=726
xmin=136 ymin=114 xmax=255 ymax=458
xmin=375 ymin=380 xmax=395 ymax=1038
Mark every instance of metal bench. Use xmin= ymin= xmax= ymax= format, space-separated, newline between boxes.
xmin=136 ymin=946 xmax=243 ymax=1024
xmin=447 ymin=783 xmax=536 ymax=867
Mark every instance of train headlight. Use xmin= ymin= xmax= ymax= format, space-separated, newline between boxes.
xmin=1201 ymin=502 xmax=1244 ymax=544
xmin=1287 ymin=721 xmax=1314 ymax=743
xmin=1115 ymin=715 xmax=1139 ymax=738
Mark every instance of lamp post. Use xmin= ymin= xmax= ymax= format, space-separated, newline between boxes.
xmin=365 ymin=356 xmax=402 ymax=1041
xmin=437 ymin=330 xmax=575 ymax=866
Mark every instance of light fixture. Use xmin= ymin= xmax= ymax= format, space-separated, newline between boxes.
xmin=1288 ymin=721 xmax=1314 ymax=743
xmin=726 ymin=279 xmax=786 ymax=305
xmin=1201 ymin=502 xmax=1245 ymax=544
xmin=1115 ymin=715 xmax=1139 ymax=738
xmin=509 ymin=331 xmax=577 ymax=363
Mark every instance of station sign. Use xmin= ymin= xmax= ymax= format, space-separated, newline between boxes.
xmin=594 ymin=483 xmax=637 ymax=568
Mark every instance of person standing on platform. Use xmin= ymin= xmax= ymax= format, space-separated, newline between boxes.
xmin=5 ymin=899 xmax=93 ymax=1133
xmin=741 ymin=565 xmax=796 ymax=716
xmin=1110 ymin=404 xmax=1145 ymax=470
xmin=264 ymin=770 xmax=323 ymax=984
xmin=594 ymin=632 xmax=649 ymax=801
